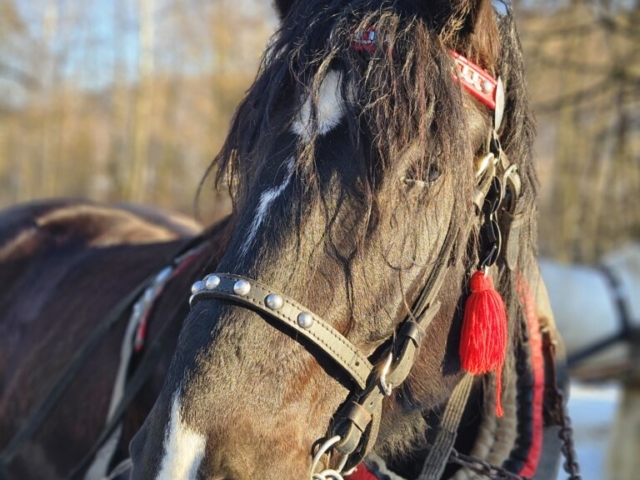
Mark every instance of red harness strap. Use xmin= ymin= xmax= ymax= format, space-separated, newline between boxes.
xmin=353 ymin=29 xmax=499 ymax=111
xmin=516 ymin=279 xmax=545 ymax=478
xmin=449 ymin=51 xmax=498 ymax=111
xmin=134 ymin=245 xmax=208 ymax=351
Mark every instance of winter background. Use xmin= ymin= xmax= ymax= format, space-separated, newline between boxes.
xmin=564 ymin=382 xmax=620 ymax=480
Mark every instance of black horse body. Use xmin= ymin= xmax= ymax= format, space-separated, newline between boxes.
xmin=0 ymin=1 xmax=567 ymax=479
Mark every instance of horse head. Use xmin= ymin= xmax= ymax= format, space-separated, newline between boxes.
xmin=129 ymin=0 xmax=537 ymax=478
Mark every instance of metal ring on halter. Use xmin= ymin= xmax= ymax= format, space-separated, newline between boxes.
xmin=311 ymin=436 xmax=349 ymax=480
xmin=312 ymin=470 xmax=345 ymax=480
xmin=480 ymin=243 xmax=499 ymax=274
xmin=379 ymin=352 xmax=394 ymax=397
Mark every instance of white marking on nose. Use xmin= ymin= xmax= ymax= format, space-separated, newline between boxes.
xmin=156 ymin=395 xmax=206 ymax=480
xmin=240 ymin=157 xmax=295 ymax=257
xmin=292 ymin=70 xmax=346 ymax=141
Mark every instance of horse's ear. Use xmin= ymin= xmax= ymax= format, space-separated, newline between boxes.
xmin=273 ymin=0 xmax=296 ymax=19
xmin=443 ymin=0 xmax=501 ymax=72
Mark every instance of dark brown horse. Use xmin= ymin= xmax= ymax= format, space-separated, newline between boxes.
xmin=0 ymin=199 xmax=230 ymax=479
xmin=0 ymin=1 xmax=569 ymax=479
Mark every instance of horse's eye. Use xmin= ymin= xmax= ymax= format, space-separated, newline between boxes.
xmin=402 ymin=165 xmax=442 ymax=188
xmin=428 ymin=165 xmax=441 ymax=183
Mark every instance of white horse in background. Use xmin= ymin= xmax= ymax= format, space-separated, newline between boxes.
xmin=541 ymin=244 xmax=640 ymax=480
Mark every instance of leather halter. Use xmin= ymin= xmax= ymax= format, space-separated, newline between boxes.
xmin=189 ymin=226 xmax=456 ymax=473
xmin=189 ymin=152 xmax=521 ymax=477
xmin=189 ymin=50 xmax=523 ymax=478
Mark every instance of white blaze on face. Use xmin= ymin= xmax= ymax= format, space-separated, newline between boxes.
xmin=156 ymin=395 xmax=206 ymax=480
xmin=239 ymin=70 xmax=346 ymax=258
xmin=291 ymin=69 xmax=346 ymax=140
xmin=240 ymin=157 xmax=295 ymax=257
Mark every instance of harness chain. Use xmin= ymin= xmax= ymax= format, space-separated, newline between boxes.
xmin=442 ymin=393 xmax=580 ymax=479
xmin=543 ymin=331 xmax=581 ymax=480
xmin=555 ymin=390 xmax=581 ymax=480
xmin=446 ymin=448 xmax=528 ymax=480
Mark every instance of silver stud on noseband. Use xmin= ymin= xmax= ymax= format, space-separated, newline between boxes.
xmin=205 ymin=274 xmax=221 ymax=290
xmin=265 ymin=293 xmax=284 ymax=310
xmin=297 ymin=312 xmax=314 ymax=329
xmin=191 ymin=281 xmax=204 ymax=294
xmin=233 ymin=279 xmax=251 ymax=296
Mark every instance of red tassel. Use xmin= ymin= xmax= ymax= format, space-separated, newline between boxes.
xmin=460 ymin=270 xmax=508 ymax=417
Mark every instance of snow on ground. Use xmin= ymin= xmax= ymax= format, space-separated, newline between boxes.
xmin=559 ymin=381 xmax=621 ymax=480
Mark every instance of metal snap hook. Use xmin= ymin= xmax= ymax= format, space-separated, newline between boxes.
xmin=379 ymin=352 xmax=394 ymax=397
xmin=310 ymin=436 xmax=349 ymax=480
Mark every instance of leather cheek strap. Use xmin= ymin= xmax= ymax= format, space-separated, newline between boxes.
xmin=332 ymin=302 xmax=442 ymax=469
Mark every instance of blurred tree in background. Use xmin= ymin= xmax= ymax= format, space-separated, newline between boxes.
xmin=0 ymin=0 xmax=638 ymax=262
xmin=521 ymin=0 xmax=640 ymax=262
xmin=0 ymin=0 xmax=274 ymax=222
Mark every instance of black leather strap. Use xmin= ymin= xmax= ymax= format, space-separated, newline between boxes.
xmin=332 ymin=225 xmax=458 ymax=470
xmin=419 ymin=373 xmax=474 ymax=480
xmin=65 ymin=309 xmax=183 ymax=480
xmin=333 ymin=302 xmax=442 ymax=467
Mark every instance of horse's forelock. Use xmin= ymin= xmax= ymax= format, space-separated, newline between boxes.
xmin=211 ymin=1 xmax=500 ymax=221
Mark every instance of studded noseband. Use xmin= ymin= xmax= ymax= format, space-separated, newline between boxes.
xmin=189 ymin=221 xmax=457 ymax=477
xmin=190 ymin=274 xmax=374 ymax=389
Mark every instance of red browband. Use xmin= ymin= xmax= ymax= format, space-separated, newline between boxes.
xmin=450 ymin=50 xmax=498 ymax=110
xmin=353 ymin=29 xmax=499 ymax=111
